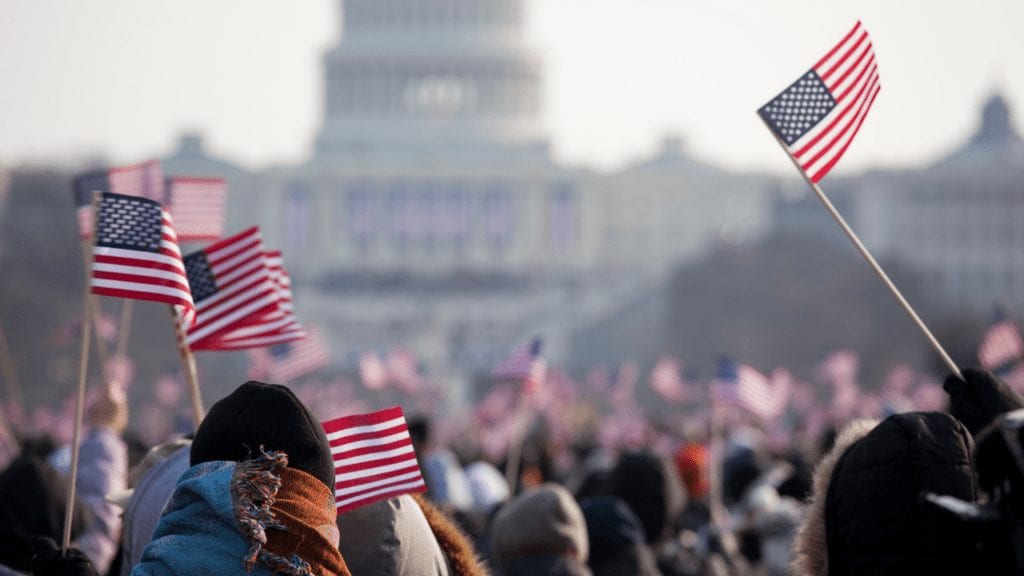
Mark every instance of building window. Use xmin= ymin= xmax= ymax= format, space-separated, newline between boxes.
xmin=346 ymin=182 xmax=376 ymax=251
xmin=390 ymin=184 xmax=413 ymax=250
xmin=284 ymin=182 xmax=312 ymax=251
xmin=483 ymin=185 xmax=513 ymax=251
xmin=547 ymin=183 xmax=578 ymax=252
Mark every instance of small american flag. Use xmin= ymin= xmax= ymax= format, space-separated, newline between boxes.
xmin=167 ymin=177 xmax=227 ymax=242
xmin=649 ymin=356 xmax=687 ymax=403
xmin=758 ymin=21 xmax=881 ymax=183
xmin=492 ymin=338 xmax=546 ymax=396
xmin=321 ymin=406 xmax=426 ymax=514
xmin=184 ymin=227 xmax=280 ymax=349
xmin=205 ymin=250 xmax=306 ymax=350
xmin=263 ymin=329 xmax=330 ymax=383
xmin=979 ymin=313 xmax=1024 ymax=372
xmin=360 ymin=351 xmax=388 ymax=390
xmin=711 ymin=358 xmax=783 ymax=421
xmin=90 ymin=192 xmax=195 ymax=327
xmin=108 ymin=160 xmax=165 ymax=200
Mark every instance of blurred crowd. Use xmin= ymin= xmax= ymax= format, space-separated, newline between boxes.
xmin=2 ymin=354 xmax=1024 ymax=575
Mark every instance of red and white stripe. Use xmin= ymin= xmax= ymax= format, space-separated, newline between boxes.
xmin=186 ymin=228 xmax=280 ymax=348
xmin=789 ymin=21 xmax=881 ymax=183
xmin=979 ymin=320 xmax=1024 ymax=371
xmin=168 ymin=177 xmax=227 ymax=242
xmin=90 ymin=205 xmax=195 ymax=328
xmin=199 ymin=250 xmax=306 ymax=350
xmin=108 ymin=160 xmax=165 ymax=201
xmin=322 ymin=406 xmax=427 ymax=514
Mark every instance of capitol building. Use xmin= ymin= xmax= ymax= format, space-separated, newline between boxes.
xmin=162 ymin=0 xmax=1023 ymax=397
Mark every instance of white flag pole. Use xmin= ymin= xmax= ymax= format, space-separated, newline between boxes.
xmin=761 ymin=118 xmax=962 ymax=380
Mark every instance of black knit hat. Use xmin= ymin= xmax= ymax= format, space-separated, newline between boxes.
xmin=190 ymin=381 xmax=334 ymax=490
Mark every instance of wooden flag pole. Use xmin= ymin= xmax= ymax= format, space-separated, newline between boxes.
xmin=78 ymin=240 xmax=111 ymax=384
xmin=706 ymin=400 xmax=746 ymax=569
xmin=170 ymin=308 xmax=204 ymax=426
xmin=503 ymin=392 xmax=532 ymax=494
xmin=63 ymin=193 xmax=102 ymax=549
xmin=116 ymin=300 xmax=134 ymax=359
xmin=0 ymin=317 xmax=25 ymax=418
xmin=0 ymin=398 xmax=19 ymax=458
xmin=762 ymin=122 xmax=962 ymax=380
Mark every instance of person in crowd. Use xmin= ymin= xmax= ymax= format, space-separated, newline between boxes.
xmin=580 ymin=496 xmax=661 ymax=576
xmin=0 ymin=437 xmax=90 ymax=575
xmin=337 ymin=493 xmax=488 ymax=576
xmin=114 ymin=439 xmax=191 ymax=575
xmin=607 ymin=450 xmax=689 ymax=575
xmin=123 ymin=381 xmax=350 ymax=575
xmin=490 ymin=483 xmax=591 ymax=576
xmin=792 ymin=411 xmax=977 ymax=576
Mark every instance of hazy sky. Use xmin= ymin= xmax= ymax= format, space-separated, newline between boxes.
xmin=1 ymin=0 xmax=1022 ymax=175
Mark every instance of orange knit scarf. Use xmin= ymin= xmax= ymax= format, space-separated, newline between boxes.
xmin=266 ymin=467 xmax=352 ymax=576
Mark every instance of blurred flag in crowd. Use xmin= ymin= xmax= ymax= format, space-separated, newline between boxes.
xmin=386 ymin=347 xmax=422 ymax=395
xmin=712 ymin=358 xmax=787 ymax=421
xmin=248 ymin=328 xmax=330 ymax=383
xmin=321 ymin=405 xmax=426 ymax=513
xmin=90 ymin=192 xmax=195 ymax=328
xmin=758 ymin=20 xmax=881 ymax=183
xmin=492 ymin=338 xmax=546 ymax=396
xmin=978 ymin=310 xmax=1024 ymax=372
xmin=359 ymin=351 xmax=388 ymax=390
xmin=166 ymin=177 xmax=227 ymax=242
xmin=649 ymin=356 xmax=687 ymax=403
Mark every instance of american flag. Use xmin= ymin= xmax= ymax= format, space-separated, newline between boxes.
xmin=167 ymin=177 xmax=227 ymax=242
xmin=321 ymin=406 xmax=427 ymax=514
xmin=979 ymin=313 xmax=1024 ymax=372
xmin=385 ymin=348 xmax=422 ymax=395
xmin=108 ymin=160 xmax=166 ymax=200
xmin=711 ymin=358 xmax=783 ymax=421
xmin=90 ymin=192 xmax=195 ymax=327
xmin=492 ymin=338 xmax=547 ymax=396
xmin=261 ymin=329 xmax=330 ymax=383
xmin=359 ymin=351 xmax=388 ymax=390
xmin=205 ymin=250 xmax=306 ymax=350
xmin=758 ymin=21 xmax=881 ymax=183
xmin=184 ymin=228 xmax=280 ymax=349
xmin=649 ymin=356 xmax=687 ymax=403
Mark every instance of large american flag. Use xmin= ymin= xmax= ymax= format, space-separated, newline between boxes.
xmin=979 ymin=314 xmax=1024 ymax=372
xmin=204 ymin=250 xmax=305 ymax=350
xmin=167 ymin=177 xmax=227 ymax=242
xmin=492 ymin=338 xmax=547 ymax=396
xmin=90 ymin=192 xmax=195 ymax=327
xmin=184 ymin=228 xmax=280 ymax=349
xmin=758 ymin=21 xmax=881 ymax=183
xmin=711 ymin=358 xmax=783 ymax=421
xmin=321 ymin=406 xmax=426 ymax=514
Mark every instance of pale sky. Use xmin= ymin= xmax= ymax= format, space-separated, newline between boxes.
xmin=1 ymin=0 xmax=1022 ymax=175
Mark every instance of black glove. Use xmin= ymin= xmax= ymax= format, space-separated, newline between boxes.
xmin=944 ymin=368 xmax=1024 ymax=437
xmin=31 ymin=537 xmax=99 ymax=576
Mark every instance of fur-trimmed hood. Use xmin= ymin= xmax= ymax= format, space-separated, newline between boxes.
xmin=791 ymin=419 xmax=878 ymax=576
xmin=792 ymin=412 xmax=977 ymax=576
